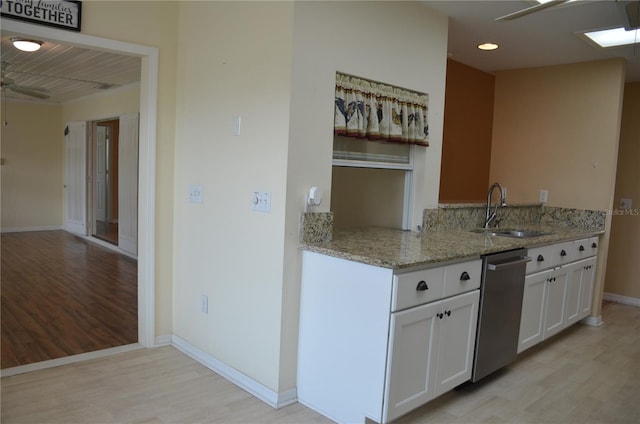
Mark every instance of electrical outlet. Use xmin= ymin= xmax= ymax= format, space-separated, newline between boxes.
xmin=539 ymin=189 xmax=548 ymax=203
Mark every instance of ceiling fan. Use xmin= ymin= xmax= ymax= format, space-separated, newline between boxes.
xmin=496 ymin=0 xmax=640 ymax=28
xmin=1 ymin=62 xmax=50 ymax=100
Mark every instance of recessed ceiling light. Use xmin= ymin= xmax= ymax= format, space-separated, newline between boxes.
xmin=582 ymin=27 xmax=640 ymax=48
xmin=477 ymin=43 xmax=499 ymax=51
xmin=11 ymin=37 xmax=43 ymax=52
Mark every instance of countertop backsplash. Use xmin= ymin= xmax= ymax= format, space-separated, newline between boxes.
xmin=424 ymin=203 xmax=605 ymax=234
xmin=300 ymin=212 xmax=333 ymax=244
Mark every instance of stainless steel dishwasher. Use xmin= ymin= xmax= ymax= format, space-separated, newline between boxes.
xmin=471 ymin=248 xmax=531 ymax=382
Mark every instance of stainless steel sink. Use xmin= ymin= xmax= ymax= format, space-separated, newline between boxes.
xmin=472 ymin=229 xmax=550 ymax=238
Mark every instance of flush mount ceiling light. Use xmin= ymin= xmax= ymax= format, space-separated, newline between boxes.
xmin=582 ymin=27 xmax=640 ymax=48
xmin=477 ymin=43 xmax=499 ymax=51
xmin=11 ymin=37 xmax=43 ymax=52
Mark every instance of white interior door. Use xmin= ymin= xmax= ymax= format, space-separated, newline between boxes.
xmin=65 ymin=121 xmax=87 ymax=235
xmin=118 ymin=113 xmax=139 ymax=256
xmin=95 ymin=125 xmax=108 ymax=222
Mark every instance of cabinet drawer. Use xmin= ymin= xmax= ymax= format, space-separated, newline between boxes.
xmin=392 ymin=267 xmax=444 ymax=312
xmin=549 ymin=241 xmax=576 ymax=266
xmin=573 ymin=238 xmax=597 ymax=260
xmin=573 ymin=238 xmax=588 ymax=260
xmin=527 ymin=245 xmax=554 ymax=274
xmin=443 ymin=259 xmax=482 ymax=298
xmin=526 ymin=241 xmax=575 ymax=274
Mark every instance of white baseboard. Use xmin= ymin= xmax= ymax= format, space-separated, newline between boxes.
xmin=603 ymin=292 xmax=640 ymax=307
xmin=171 ymin=335 xmax=297 ymax=409
xmin=580 ymin=315 xmax=603 ymax=327
xmin=1 ymin=225 xmax=63 ymax=233
xmin=154 ymin=334 xmax=172 ymax=347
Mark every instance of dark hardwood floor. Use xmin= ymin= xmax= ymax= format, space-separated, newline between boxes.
xmin=94 ymin=220 xmax=118 ymax=245
xmin=1 ymin=230 xmax=137 ymax=369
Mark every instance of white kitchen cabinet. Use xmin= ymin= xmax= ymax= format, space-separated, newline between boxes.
xmin=383 ymin=300 xmax=440 ymax=421
xmin=518 ymin=237 xmax=598 ymax=354
xmin=383 ymin=290 xmax=479 ymax=422
xmin=578 ymin=257 xmax=597 ymax=319
xmin=298 ymin=251 xmax=481 ymax=424
xmin=433 ymin=290 xmax=479 ymax=394
xmin=543 ymin=266 xmax=569 ymax=339
xmin=518 ymin=269 xmax=550 ymax=353
xmin=564 ymin=261 xmax=584 ymax=327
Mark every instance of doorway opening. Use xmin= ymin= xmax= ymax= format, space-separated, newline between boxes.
xmin=92 ymin=119 xmax=120 ymax=245
xmin=1 ymin=18 xmax=159 ymax=371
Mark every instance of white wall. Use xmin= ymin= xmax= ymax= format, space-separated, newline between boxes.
xmin=281 ymin=1 xmax=448 ymax=391
xmin=62 ymin=84 xmax=140 ymax=123
xmin=79 ymin=0 xmax=180 ymax=337
xmin=172 ymin=0 xmax=449 ymax=396
xmin=172 ymin=1 xmax=294 ymax=392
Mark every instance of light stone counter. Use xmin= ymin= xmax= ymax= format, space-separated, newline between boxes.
xmin=301 ymin=225 xmax=604 ymax=270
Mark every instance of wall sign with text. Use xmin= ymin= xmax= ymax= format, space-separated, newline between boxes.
xmin=1 ymin=0 xmax=82 ymax=32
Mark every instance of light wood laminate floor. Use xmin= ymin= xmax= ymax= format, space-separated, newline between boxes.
xmin=1 ymin=302 xmax=638 ymax=424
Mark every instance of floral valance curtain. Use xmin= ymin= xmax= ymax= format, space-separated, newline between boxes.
xmin=334 ymin=73 xmax=429 ymax=146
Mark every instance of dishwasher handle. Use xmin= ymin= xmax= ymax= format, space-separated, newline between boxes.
xmin=487 ymin=256 xmax=532 ymax=271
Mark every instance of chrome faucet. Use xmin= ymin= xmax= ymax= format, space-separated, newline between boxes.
xmin=484 ymin=182 xmax=507 ymax=229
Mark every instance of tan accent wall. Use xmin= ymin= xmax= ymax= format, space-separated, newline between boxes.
xmin=490 ymin=60 xmax=624 ymax=210
xmin=1 ymin=101 xmax=63 ymax=230
xmin=605 ymin=82 xmax=640 ymax=300
xmin=439 ymin=59 xmax=495 ymax=203
xmin=490 ymin=59 xmax=626 ymax=319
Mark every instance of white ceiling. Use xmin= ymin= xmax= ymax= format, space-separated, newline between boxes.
xmin=424 ymin=0 xmax=640 ymax=82
xmin=1 ymin=1 xmax=638 ymax=105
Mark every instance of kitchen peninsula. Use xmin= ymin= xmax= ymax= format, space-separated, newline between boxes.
xmin=297 ymin=204 xmax=605 ymax=424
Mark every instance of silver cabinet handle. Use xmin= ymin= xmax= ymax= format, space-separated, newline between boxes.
xmin=487 ymin=256 xmax=532 ymax=271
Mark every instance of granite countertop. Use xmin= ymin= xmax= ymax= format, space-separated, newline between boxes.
xmin=300 ymin=225 xmax=604 ymax=270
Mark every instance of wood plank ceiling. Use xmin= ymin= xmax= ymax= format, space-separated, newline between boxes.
xmin=1 ymin=30 xmax=141 ymax=103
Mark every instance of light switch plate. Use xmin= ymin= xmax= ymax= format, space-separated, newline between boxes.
xmin=620 ymin=198 xmax=632 ymax=210
xmin=252 ymin=191 xmax=271 ymax=213
xmin=189 ymin=184 xmax=203 ymax=203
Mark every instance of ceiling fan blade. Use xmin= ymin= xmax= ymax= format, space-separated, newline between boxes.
xmin=9 ymin=86 xmax=51 ymax=100
xmin=496 ymin=0 xmax=570 ymax=22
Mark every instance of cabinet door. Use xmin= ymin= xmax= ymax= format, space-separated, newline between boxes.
xmin=564 ymin=263 xmax=583 ymax=326
xmin=518 ymin=270 xmax=550 ymax=353
xmin=434 ymin=290 xmax=480 ymax=396
xmin=579 ymin=257 xmax=597 ymax=319
xmin=383 ymin=301 xmax=440 ymax=423
xmin=543 ymin=267 xmax=569 ymax=338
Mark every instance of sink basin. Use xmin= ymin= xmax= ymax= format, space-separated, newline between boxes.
xmin=490 ymin=230 xmax=549 ymax=238
xmin=472 ymin=229 xmax=550 ymax=238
